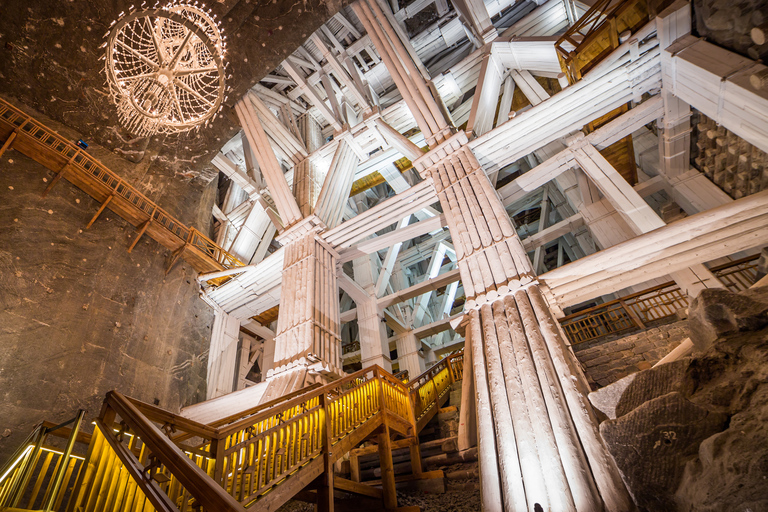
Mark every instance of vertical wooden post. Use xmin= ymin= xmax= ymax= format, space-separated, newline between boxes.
xmin=350 ymin=452 xmax=360 ymax=482
xmin=377 ymin=422 xmax=397 ymax=510
xmin=211 ymin=436 xmax=226 ymax=485
xmin=317 ymin=392 xmax=334 ymax=512
xmin=42 ymin=410 xmax=85 ymax=511
xmin=458 ymin=328 xmax=477 ymax=451
xmin=409 ymin=440 xmax=423 ymax=477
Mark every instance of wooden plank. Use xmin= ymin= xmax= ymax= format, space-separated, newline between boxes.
xmin=333 ymin=477 xmax=382 ymax=499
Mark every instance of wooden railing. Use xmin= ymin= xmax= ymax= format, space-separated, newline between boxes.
xmin=0 ymin=97 xmax=244 ymax=279
xmin=407 ymin=349 xmax=464 ymax=431
xmin=0 ymin=411 xmax=86 ymax=511
xmin=555 ymin=0 xmax=653 ymax=82
xmin=1 ymin=354 xmax=464 ymax=512
xmin=559 ymin=255 xmax=760 ymax=345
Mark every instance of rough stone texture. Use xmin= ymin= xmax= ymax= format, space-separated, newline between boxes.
xmin=601 ymin=392 xmax=729 ymax=511
xmin=598 ymin=287 xmax=768 ymax=511
xmin=0 ymin=0 xmax=350 ymax=179
xmin=614 ymin=359 xmax=690 ymax=418
xmin=0 ymin=103 xmax=217 ymax=463
xmin=574 ymin=320 xmax=690 ymax=389
xmin=694 ymin=0 xmax=768 ymax=60
xmin=437 ymin=406 xmax=459 ymax=439
xmin=688 ymin=287 xmax=768 ymax=351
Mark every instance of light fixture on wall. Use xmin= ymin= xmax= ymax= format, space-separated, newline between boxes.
xmin=103 ymin=1 xmax=228 ymax=136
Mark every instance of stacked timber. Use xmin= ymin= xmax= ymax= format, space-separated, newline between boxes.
xmin=693 ymin=112 xmax=768 ymax=199
xmin=272 ymin=234 xmax=343 ymax=377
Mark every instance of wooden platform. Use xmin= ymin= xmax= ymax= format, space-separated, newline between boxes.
xmin=0 ymin=97 xmax=244 ymax=278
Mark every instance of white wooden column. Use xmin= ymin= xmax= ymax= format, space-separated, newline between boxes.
xmin=271 ymin=234 xmax=343 ymax=377
xmin=449 ymin=0 xmax=497 ymax=45
xmin=413 ymin=138 xmax=633 ymax=512
xmin=352 ymin=0 xmax=450 ymax=144
xmin=395 ymin=331 xmax=424 ymax=378
xmin=314 ymin=137 xmax=361 ymax=229
xmin=657 ymin=0 xmax=692 ymax=179
xmin=352 ymin=252 xmax=392 ymax=371
xmin=467 ymin=52 xmax=504 ymax=138
xmin=207 ymin=307 xmax=241 ymax=399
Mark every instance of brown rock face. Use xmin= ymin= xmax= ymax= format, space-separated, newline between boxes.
xmin=601 ymin=392 xmax=729 ymax=511
xmin=598 ymin=287 xmax=768 ymax=511
xmin=687 ymin=287 xmax=768 ymax=351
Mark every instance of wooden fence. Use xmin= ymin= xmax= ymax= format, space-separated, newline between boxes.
xmin=559 ymin=255 xmax=760 ymax=345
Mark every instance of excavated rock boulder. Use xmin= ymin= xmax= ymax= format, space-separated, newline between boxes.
xmin=597 ymin=286 xmax=768 ymax=511
xmin=687 ymin=287 xmax=768 ymax=351
xmin=601 ymin=392 xmax=728 ymax=511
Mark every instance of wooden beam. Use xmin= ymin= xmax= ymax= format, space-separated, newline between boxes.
xmin=85 ymin=194 xmax=113 ymax=229
xmin=334 ymin=477 xmax=382 ymax=499
xmin=283 ymin=59 xmax=343 ymax=131
xmin=127 ymin=219 xmax=151 ymax=253
xmin=540 ymin=190 xmax=768 ymax=306
xmin=0 ymin=130 xmax=17 ymax=159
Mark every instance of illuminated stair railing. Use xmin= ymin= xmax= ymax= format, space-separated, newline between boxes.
xmin=0 ymin=353 xmax=463 ymax=512
xmin=0 ymin=411 xmax=86 ymax=511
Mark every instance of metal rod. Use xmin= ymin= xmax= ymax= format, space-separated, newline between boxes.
xmin=43 ymin=409 xmax=86 ymax=511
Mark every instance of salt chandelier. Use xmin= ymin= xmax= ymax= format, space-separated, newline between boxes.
xmin=103 ymin=1 xmax=228 ymax=137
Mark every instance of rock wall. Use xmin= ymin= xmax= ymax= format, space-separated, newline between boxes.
xmin=573 ymin=320 xmax=690 ymax=388
xmin=594 ymin=286 xmax=768 ymax=511
xmin=0 ymin=99 xmax=217 ymax=462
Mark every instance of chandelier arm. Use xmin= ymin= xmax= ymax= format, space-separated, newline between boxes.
xmin=116 ymin=39 xmax=160 ymax=71
xmin=173 ymin=78 xmax=215 ymax=108
xmin=168 ymin=29 xmax=195 ymax=71
xmin=174 ymin=66 xmax=218 ymax=77
xmin=145 ymin=16 xmax=166 ymax=67
xmin=170 ymin=84 xmax=186 ymax=123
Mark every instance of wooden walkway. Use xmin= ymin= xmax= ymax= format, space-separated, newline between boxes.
xmin=0 ymin=97 xmax=244 ymax=278
xmin=0 ymin=353 xmax=464 ymax=512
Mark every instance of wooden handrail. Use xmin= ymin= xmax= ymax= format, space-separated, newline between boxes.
xmin=127 ymin=397 xmax=219 ymax=440
xmin=4 ymin=358 xmax=459 ymax=512
xmin=560 ymin=254 xmax=761 ymax=321
xmin=105 ymin=391 xmax=246 ymax=512
xmin=210 ymin=382 xmax=322 ymax=429
xmin=0 ymin=97 xmax=245 ymax=278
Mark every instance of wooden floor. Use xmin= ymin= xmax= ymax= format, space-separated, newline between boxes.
xmin=0 ymin=97 xmax=244 ymax=278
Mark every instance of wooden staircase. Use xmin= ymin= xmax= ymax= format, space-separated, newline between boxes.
xmin=0 ymin=96 xmax=244 ymax=282
xmin=0 ymin=353 xmax=464 ymax=512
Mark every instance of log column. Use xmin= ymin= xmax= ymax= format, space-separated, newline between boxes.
xmin=270 ymin=231 xmax=343 ymax=378
xmin=413 ymin=136 xmax=634 ymax=512
xmin=394 ymin=331 xmax=424 ymax=378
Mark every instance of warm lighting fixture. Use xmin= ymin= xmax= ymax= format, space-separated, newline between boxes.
xmin=104 ymin=1 xmax=227 ymax=136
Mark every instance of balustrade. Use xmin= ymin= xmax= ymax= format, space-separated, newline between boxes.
xmin=559 ymin=254 xmax=760 ymax=345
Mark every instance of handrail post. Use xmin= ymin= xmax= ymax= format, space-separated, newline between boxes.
xmin=317 ymin=391 xmax=334 ymax=512
xmin=43 ymin=409 xmax=86 ymax=511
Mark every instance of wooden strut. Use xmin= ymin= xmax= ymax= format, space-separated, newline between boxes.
xmin=165 ymin=244 xmax=188 ymax=275
xmin=128 ymin=218 xmax=152 ymax=253
xmin=85 ymin=194 xmax=114 ymax=229
xmin=0 ymin=131 xmax=17 ymax=159
xmin=42 ymin=150 xmax=80 ymax=198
